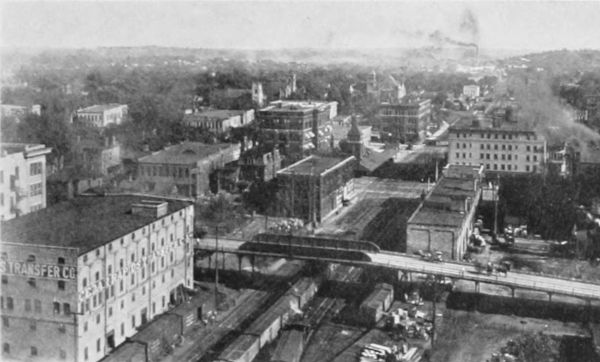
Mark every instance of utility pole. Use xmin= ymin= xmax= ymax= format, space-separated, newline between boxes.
xmin=493 ymin=175 xmax=499 ymax=236
xmin=214 ymin=225 xmax=219 ymax=312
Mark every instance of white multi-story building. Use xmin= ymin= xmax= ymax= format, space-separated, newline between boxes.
xmin=76 ymin=104 xmax=128 ymax=128
xmin=0 ymin=196 xmax=194 ymax=362
xmin=448 ymin=117 xmax=547 ymax=173
xmin=0 ymin=143 xmax=52 ymax=221
xmin=463 ymin=85 xmax=481 ymax=98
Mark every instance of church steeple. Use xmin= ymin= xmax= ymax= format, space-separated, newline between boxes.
xmin=347 ymin=115 xmax=361 ymax=142
xmin=346 ymin=114 xmax=364 ymax=161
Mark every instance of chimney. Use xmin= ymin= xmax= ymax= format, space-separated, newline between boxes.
xmin=131 ymin=200 xmax=168 ymax=218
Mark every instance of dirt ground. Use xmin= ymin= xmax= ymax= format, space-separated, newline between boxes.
xmin=430 ymin=310 xmax=587 ymax=362
xmin=469 ymin=237 xmax=600 ymax=283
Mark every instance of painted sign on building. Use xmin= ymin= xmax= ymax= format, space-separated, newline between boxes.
xmin=0 ymin=260 xmax=77 ymax=280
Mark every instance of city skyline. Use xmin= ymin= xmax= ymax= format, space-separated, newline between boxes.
xmin=2 ymin=1 xmax=600 ymax=52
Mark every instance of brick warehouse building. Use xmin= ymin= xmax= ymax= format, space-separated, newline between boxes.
xmin=0 ymin=195 xmax=194 ymax=362
xmin=276 ymin=155 xmax=356 ymax=224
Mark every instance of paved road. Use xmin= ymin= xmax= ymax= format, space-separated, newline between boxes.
xmin=195 ymin=238 xmax=600 ymax=301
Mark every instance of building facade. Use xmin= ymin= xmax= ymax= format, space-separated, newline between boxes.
xmin=0 ymin=195 xmax=194 ymax=362
xmin=407 ymin=165 xmax=483 ymax=260
xmin=76 ymin=104 xmax=128 ymax=128
xmin=378 ymin=98 xmax=431 ymax=143
xmin=182 ymin=109 xmax=255 ymax=135
xmin=448 ymin=117 xmax=547 ymax=173
xmin=238 ymin=147 xmax=282 ymax=183
xmin=0 ymin=143 xmax=52 ymax=221
xmin=276 ymin=155 xmax=356 ymax=223
xmin=463 ymin=85 xmax=481 ymax=98
xmin=136 ymin=142 xmax=241 ymax=196
xmin=256 ymin=100 xmax=337 ymax=164
xmin=72 ymin=134 xmax=121 ymax=176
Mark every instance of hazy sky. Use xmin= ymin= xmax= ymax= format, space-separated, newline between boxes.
xmin=2 ymin=1 xmax=600 ymax=51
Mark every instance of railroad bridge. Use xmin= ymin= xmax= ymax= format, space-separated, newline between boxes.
xmin=194 ymin=233 xmax=600 ymax=304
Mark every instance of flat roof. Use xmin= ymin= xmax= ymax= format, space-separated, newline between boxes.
xmin=260 ymin=100 xmax=332 ymax=113
xmin=278 ymin=155 xmax=354 ymax=176
xmin=0 ymin=195 xmax=190 ymax=255
xmin=138 ymin=142 xmax=237 ymax=164
xmin=183 ymin=109 xmax=243 ymax=120
xmin=77 ymin=104 xmax=126 ymax=113
xmin=450 ymin=116 xmax=539 ymax=134
xmin=1 ymin=143 xmax=51 ymax=157
xmin=408 ymin=207 xmax=466 ymax=228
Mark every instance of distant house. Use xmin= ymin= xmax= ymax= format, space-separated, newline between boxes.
xmin=182 ymin=109 xmax=254 ymax=135
xmin=136 ymin=142 xmax=241 ymax=196
xmin=75 ymin=104 xmax=128 ymax=127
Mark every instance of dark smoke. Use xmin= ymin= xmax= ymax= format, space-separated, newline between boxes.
xmin=459 ymin=9 xmax=480 ymax=43
xmin=428 ymin=30 xmax=478 ymax=55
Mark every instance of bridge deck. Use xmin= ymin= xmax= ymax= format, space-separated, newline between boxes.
xmin=195 ymin=238 xmax=600 ymax=301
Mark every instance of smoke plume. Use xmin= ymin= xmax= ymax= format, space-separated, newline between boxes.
xmin=459 ymin=9 xmax=480 ymax=43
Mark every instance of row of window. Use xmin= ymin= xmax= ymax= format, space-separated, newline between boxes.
xmin=81 ymin=212 xmax=188 ymax=262
xmin=3 ymin=316 xmax=68 ymax=333
xmin=30 ymin=162 xmax=43 ymax=176
xmin=455 ymin=142 xmax=544 ymax=152
xmin=455 ymin=152 xmax=539 ymax=163
xmin=0 ymin=297 xmax=71 ymax=315
xmin=81 ymin=264 xmax=179 ymax=314
xmin=139 ymin=164 xmax=191 ymax=178
xmin=454 ymin=132 xmax=535 ymax=141
xmin=2 ymin=344 xmax=66 ymax=359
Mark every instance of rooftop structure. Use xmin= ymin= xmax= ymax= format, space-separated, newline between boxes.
xmin=1 ymin=195 xmax=189 ymax=255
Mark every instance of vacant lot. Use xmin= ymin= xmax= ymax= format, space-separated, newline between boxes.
xmin=430 ymin=310 xmax=587 ymax=362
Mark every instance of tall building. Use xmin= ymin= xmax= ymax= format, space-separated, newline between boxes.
xmin=0 ymin=143 xmax=52 ymax=221
xmin=75 ymin=104 xmax=128 ymax=128
xmin=448 ymin=117 xmax=547 ymax=173
xmin=256 ymin=100 xmax=337 ymax=164
xmin=276 ymin=155 xmax=356 ymax=223
xmin=0 ymin=195 xmax=195 ymax=362
xmin=378 ymin=98 xmax=431 ymax=143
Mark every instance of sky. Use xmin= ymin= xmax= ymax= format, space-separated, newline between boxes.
xmin=1 ymin=1 xmax=600 ymax=51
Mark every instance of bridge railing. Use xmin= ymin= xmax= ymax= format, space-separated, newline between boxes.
xmin=378 ymin=250 xmax=600 ymax=287
xmin=370 ymin=260 xmax=600 ymax=300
